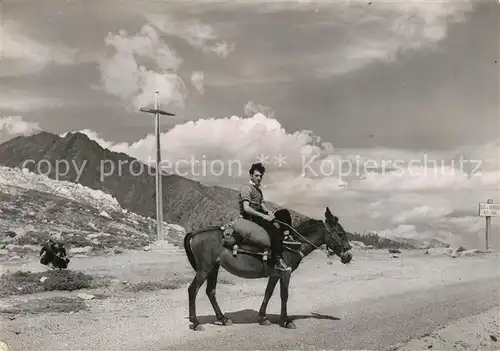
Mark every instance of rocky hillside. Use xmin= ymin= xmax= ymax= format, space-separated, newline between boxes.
xmin=0 ymin=166 xmax=185 ymax=262
xmin=0 ymin=131 xmax=309 ymax=231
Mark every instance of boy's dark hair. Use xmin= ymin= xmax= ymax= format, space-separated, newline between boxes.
xmin=249 ymin=162 xmax=266 ymax=175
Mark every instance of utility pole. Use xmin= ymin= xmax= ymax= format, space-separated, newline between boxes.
xmin=139 ymin=91 xmax=175 ymax=241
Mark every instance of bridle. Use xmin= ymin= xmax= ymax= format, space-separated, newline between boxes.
xmin=324 ymin=221 xmax=348 ymax=252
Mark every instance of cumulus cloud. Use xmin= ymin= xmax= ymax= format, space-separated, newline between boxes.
xmin=0 ymin=116 xmax=42 ymax=144
xmin=72 ymin=112 xmax=333 ymax=173
xmin=66 ymin=109 xmax=498 ymax=249
xmin=98 ymin=24 xmax=198 ymax=111
xmin=244 ymin=101 xmax=276 ymax=119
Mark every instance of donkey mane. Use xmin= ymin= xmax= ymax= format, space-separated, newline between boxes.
xmin=295 ymin=218 xmax=324 ymax=233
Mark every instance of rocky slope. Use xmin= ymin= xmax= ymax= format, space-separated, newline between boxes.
xmin=0 ymin=166 xmax=185 ymax=262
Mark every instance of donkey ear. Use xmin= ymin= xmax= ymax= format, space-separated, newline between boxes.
xmin=325 ymin=207 xmax=338 ymax=224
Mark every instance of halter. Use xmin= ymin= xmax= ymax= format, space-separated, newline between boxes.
xmin=323 ymin=221 xmax=346 ymax=251
xmin=273 ymin=219 xmax=345 ymax=254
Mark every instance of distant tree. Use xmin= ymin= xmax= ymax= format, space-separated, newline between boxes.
xmin=347 ymin=231 xmax=416 ymax=250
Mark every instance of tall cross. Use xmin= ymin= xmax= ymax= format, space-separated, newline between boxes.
xmin=139 ymin=91 xmax=175 ymax=241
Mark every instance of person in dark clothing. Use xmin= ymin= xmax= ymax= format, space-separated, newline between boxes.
xmin=238 ymin=162 xmax=291 ymax=272
xmin=40 ymin=237 xmax=70 ymax=269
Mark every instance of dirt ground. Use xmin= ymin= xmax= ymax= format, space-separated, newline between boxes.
xmin=0 ymin=247 xmax=498 ymax=350
xmin=395 ymin=306 xmax=500 ymax=350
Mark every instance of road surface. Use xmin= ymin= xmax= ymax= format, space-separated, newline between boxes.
xmin=155 ymin=278 xmax=499 ymax=350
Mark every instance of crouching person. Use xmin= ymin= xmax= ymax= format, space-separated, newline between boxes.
xmin=40 ymin=237 xmax=70 ymax=269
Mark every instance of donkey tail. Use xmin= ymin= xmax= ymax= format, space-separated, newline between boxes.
xmin=183 ymin=231 xmax=197 ymax=271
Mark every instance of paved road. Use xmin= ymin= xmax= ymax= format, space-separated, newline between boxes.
xmin=160 ymin=278 xmax=499 ymax=350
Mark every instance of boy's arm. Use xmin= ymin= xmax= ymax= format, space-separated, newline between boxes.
xmin=261 ymin=201 xmax=272 ymax=215
xmin=243 ymin=201 xmax=268 ymax=218
xmin=240 ymin=185 xmax=267 ymax=219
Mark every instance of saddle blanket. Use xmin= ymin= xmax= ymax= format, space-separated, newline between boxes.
xmin=222 ymin=217 xmax=271 ymax=248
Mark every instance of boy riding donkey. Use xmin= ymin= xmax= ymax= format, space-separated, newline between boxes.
xmin=238 ymin=162 xmax=291 ymax=272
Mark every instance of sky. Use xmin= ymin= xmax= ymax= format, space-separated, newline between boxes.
xmin=1 ymin=0 xmax=499 ymax=249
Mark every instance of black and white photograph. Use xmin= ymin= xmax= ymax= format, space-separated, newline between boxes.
xmin=0 ymin=0 xmax=498 ymax=350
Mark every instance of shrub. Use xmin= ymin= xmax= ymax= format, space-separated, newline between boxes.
xmin=0 ymin=270 xmax=100 ymax=297
xmin=124 ymin=279 xmax=189 ymax=292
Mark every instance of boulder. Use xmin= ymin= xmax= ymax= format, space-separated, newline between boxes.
xmin=69 ymin=246 xmax=93 ymax=254
xmin=425 ymin=247 xmax=455 ymax=256
xmin=99 ymin=210 xmax=112 ymax=219
xmin=77 ymin=293 xmax=95 ymax=300
xmin=462 ymin=249 xmax=491 ymax=256
xmin=12 ymin=227 xmax=26 ymax=238
xmin=167 ymin=224 xmax=186 ymax=232
xmin=86 ymin=233 xmax=110 ymax=240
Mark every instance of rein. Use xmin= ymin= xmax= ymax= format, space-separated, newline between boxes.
xmin=273 ymin=219 xmax=344 ymax=253
xmin=274 ymin=219 xmax=321 ymax=250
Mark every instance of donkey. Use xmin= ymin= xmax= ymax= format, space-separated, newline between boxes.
xmin=183 ymin=206 xmax=353 ymax=331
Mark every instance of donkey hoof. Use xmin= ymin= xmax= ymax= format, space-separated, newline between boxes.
xmin=222 ymin=317 xmax=233 ymax=326
xmin=190 ymin=323 xmax=205 ymax=331
xmin=258 ymin=316 xmax=272 ymax=326
xmin=281 ymin=321 xmax=296 ymax=329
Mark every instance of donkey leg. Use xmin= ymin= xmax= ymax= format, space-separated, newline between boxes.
xmin=206 ymin=263 xmax=232 ymax=326
xmin=257 ymin=276 xmax=279 ymax=326
xmin=188 ymin=271 xmax=208 ymax=331
xmin=279 ymin=271 xmax=296 ymax=329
